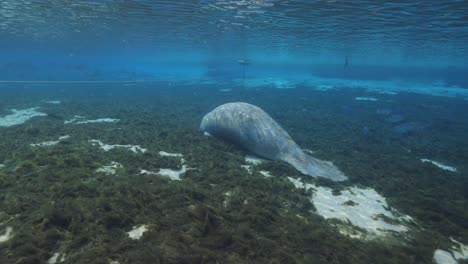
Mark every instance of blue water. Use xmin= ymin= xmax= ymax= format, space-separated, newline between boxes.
xmin=1 ymin=0 xmax=468 ymax=84
xmin=1 ymin=1 xmax=468 ymax=263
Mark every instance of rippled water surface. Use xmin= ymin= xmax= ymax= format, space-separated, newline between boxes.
xmin=1 ymin=0 xmax=468 ymax=59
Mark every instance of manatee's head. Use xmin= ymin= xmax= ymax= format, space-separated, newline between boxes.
xmin=200 ymin=102 xmax=248 ymax=133
xmin=199 ymin=111 xmax=212 ymax=133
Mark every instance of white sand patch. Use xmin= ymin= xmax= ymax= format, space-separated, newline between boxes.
xmin=203 ymin=132 xmax=212 ymax=136
xmin=223 ymin=191 xmax=232 ymax=207
xmin=159 ymin=151 xmax=185 ymax=163
xmin=75 ymin=118 xmax=119 ymax=124
xmin=450 ymin=238 xmax=468 ymax=261
xmin=241 ymin=165 xmax=252 ymax=174
xmin=127 ymin=225 xmax=148 ymax=240
xmin=421 ymin=159 xmax=457 ymax=172
xmin=140 ymin=166 xmax=191 ymax=181
xmin=434 ymin=239 xmax=468 ymax=264
xmin=141 ymin=76 xmax=468 ymax=98
xmin=64 ymin=115 xmax=85 ymax=124
xmin=242 ymin=156 xmax=274 ymax=177
xmin=156 ymin=165 xmax=188 ymax=181
xmin=316 ymin=84 xmax=336 ymax=91
xmin=377 ymin=91 xmax=398 ymax=95
xmin=433 ymin=250 xmax=457 ymax=264
xmin=272 ymin=79 xmax=295 ymax=89
xmin=355 ymin=97 xmax=379 ymax=101
xmin=0 ymin=164 xmax=4 ymax=169
xmin=245 ymin=155 xmax=266 ymax=165
xmin=0 ymin=108 xmax=47 ymax=127
xmin=199 ymin=79 xmax=218 ymax=85
xmin=89 ymin=139 xmax=147 ymax=153
xmin=96 ymin=162 xmax=123 ymax=175
xmin=47 ymin=252 xmax=66 ymax=264
xmin=287 ymin=177 xmax=413 ymax=239
xmin=65 ymin=116 xmax=119 ymax=124
xmin=313 ymin=186 xmax=409 ymax=234
xmin=139 ymin=169 xmax=158 ymax=175
xmin=288 ymin=177 xmax=307 ymax=189
xmin=0 ymin=226 xmax=13 ymax=243
xmin=159 ymin=151 xmax=183 ymax=158
xmin=304 ymin=76 xmax=468 ymax=99
xmin=30 ymin=135 xmax=70 ymax=147
xmin=241 ymin=78 xmax=296 ymax=89
xmin=303 ymin=149 xmax=315 ymax=154
xmin=44 ymin=100 xmax=61 ymax=105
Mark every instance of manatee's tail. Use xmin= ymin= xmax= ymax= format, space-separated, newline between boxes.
xmin=284 ymin=150 xmax=348 ymax=181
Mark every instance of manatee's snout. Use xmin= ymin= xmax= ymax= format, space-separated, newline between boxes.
xmin=199 ymin=114 xmax=209 ymax=132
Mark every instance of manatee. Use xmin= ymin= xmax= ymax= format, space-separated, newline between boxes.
xmin=200 ymin=102 xmax=347 ymax=181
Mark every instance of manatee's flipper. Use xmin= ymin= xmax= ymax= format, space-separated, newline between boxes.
xmin=284 ymin=151 xmax=347 ymax=181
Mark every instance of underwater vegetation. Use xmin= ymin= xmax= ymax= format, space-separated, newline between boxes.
xmin=0 ymin=83 xmax=467 ymax=263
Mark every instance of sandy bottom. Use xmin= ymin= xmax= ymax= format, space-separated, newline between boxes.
xmin=0 ymin=83 xmax=467 ymax=263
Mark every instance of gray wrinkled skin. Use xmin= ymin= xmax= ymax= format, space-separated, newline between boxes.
xmin=200 ymin=102 xmax=347 ymax=181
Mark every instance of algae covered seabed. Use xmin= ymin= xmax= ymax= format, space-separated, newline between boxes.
xmin=0 ymin=82 xmax=467 ymax=264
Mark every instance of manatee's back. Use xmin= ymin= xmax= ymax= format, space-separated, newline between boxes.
xmin=201 ymin=102 xmax=348 ymax=181
xmin=200 ymin=102 xmax=297 ymax=160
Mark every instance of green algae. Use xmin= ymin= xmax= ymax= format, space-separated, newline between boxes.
xmin=82 ymin=177 xmax=96 ymax=185
xmin=0 ymin=84 xmax=467 ymax=263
